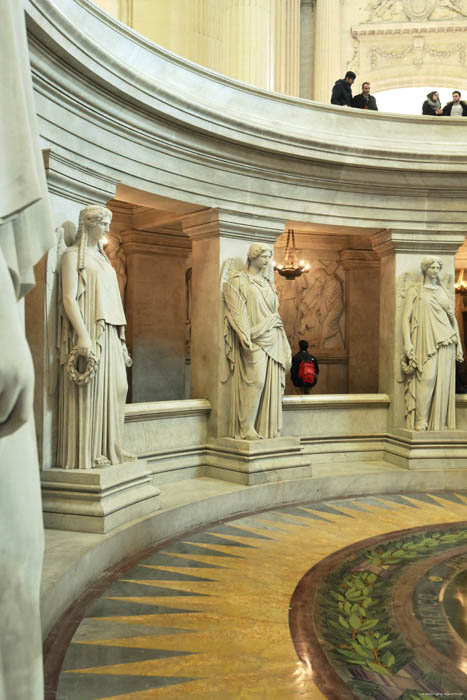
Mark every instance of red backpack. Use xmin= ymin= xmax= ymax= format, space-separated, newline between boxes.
xmin=298 ymin=359 xmax=316 ymax=385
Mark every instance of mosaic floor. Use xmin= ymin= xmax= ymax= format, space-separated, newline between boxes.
xmin=45 ymin=492 xmax=467 ymax=700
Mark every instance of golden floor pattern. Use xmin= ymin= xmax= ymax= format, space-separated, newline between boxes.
xmin=51 ymin=492 xmax=467 ymax=700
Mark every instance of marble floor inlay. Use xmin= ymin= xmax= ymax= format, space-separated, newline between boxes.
xmin=45 ymin=492 xmax=467 ymax=699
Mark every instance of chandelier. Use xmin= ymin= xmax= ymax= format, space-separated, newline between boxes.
xmin=274 ymin=229 xmax=310 ymax=280
xmin=455 ymin=269 xmax=467 ymax=294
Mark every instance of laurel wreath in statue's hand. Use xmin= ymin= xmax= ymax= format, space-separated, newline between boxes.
xmin=66 ymin=346 xmax=98 ymax=386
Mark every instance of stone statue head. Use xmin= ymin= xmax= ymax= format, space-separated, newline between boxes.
xmin=420 ymin=256 xmax=443 ymax=275
xmin=247 ymin=242 xmax=272 ymax=263
xmin=76 ymin=205 xmax=112 ymax=270
xmin=76 ymin=205 xmax=112 ymax=240
xmin=246 ymin=243 xmax=273 ymax=280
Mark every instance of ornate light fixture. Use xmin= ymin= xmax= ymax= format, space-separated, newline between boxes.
xmin=273 ymin=229 xmax=310 ymax=280
xmin=455 ymin=269 xmax=467 ymax=294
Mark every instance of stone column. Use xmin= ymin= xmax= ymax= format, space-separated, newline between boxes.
xmin=340 ymin=249 xmax=380 ymax=394
xmin=122 ymin=230 xmax=190 ymax=402
xmin=372 ymin=229 xmax=467 ymax=468
xmin=182 ymin=208 xmax=311 ymax=483
xmin=271 ymin=0 xmax=301 ymax=96
xmin=220 ymin=0 xmax=272 ymax=89
xmin=299 ymin=0 xmax=315 ymax=100
xmin=313 ymin=0 xmax=341 ymax=103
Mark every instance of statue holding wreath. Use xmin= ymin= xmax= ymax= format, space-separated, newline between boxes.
xmin=54 ymin=205 xmax=133 ymax=469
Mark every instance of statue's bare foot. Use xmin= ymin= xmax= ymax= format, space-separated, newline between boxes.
xmin=122 ymin=450 xmax=137 ymax=462
xmin=94 ymin=455 xmax=111 ymax=466
xmin=242 ymin=431 xmax=263 ymax=440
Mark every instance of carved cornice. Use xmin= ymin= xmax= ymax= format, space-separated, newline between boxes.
xmin=43 ymin=149 xmax=119 ymax=205
xmin=352 ymin=19 xmax=467 ymax=37
xmin=121 ymin=230 xmax=191 ymax=257
xmin=340 ymin=249 xmax=380 ymax=270
xmin=371 ymin=229 xmax=465 ymax=257
xmin=182 ymin=209 xmax=285 ymax=243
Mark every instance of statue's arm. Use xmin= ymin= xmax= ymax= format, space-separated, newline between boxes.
xmin=401 ymin=287 xmax=416 ymax=357
xmin=61 ymin=252 xmax=92 ymax=350
xmin=0 ymin=250 xmax=34 ymax=438
xmin=223 ymin=279 xmax=251 ymax=350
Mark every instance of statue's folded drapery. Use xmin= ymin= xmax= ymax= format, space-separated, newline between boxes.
xmin=57 ymin=247 xmax=128 ymax=469
xmin=224 ymin=270 xmax=291 ymax=439
xmin=404 ymin=281 xmax=460 ymax=431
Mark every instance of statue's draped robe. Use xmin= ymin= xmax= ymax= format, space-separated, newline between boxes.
xmin=405 ymin=283 xmax=460 ymax=430
xmin=0 ymin=1 xmax=55 ymax=698
xmin=224 ymin=272 xmax=291 ymax=439
xmin=57 ymin=248 xmax=128 ymax=468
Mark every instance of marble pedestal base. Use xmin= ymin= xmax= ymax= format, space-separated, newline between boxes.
xmin=41 ymin=461 xmax=160 ymax=533
xmin=384 ymin=428 xmax=467 ymax=470
xmin=205 ymin=436 xmax=312 ymax=485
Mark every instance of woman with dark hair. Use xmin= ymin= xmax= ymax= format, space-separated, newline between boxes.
xmin=223 ymin=243 xmax=291 ymax=439
xmin=422 ymin=91 xmax=443 ymax=115
xmin=401 ymin=256 xmax=463 ymax=431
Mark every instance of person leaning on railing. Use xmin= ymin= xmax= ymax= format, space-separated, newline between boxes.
xmin=442 ymin=90 xmax=467 ymax=117
xmin=422 ymin=90 xmax=443 ymax=116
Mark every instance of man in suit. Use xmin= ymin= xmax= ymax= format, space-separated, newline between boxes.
xmin=352 ymin=82 xmax=378 ymax=111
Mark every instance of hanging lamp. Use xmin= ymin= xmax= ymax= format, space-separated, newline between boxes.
xmin=273 ymin=229 xmax=310 ymax=280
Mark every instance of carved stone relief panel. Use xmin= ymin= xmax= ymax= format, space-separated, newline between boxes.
xmin=364 ymin=0 xmax=467 ymax=23
xmin=276 ymin=257 xmax=345 ymax=355
xmin=348 ymin=0 xmax=467 ymax=87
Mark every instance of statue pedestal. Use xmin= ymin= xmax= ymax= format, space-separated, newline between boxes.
xmin=41 ymin=461 xmax=160 ymax=533
xmin=385 ymin=428 xmax=467 ymax=470
xmin=205 ymin=436 xmax=312 ymax=485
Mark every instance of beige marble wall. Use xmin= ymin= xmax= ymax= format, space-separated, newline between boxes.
xmin=341 ymin=249 xmax=380 ymax=394
xmin=122 ymin=230 xmax=190 ymax=403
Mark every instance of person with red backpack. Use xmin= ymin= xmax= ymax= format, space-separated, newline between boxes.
xmin=291 ymin=340 xmax=319 ymax=395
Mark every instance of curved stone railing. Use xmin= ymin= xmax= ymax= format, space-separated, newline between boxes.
xmin=26 ymin=0 xmax=467 ymax=167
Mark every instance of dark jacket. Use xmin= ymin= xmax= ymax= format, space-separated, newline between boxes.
xmin=443 ymin=100 xmax=467 ymax=116
xmin=352 ymin=93 xmax=378 ymax=111
xmin=331 ymin=79 xmax=353 ymax=106
xmin=422 ymin=100 xmax=442 ymax=116
xmin=291 ymin=350 xmax=319 ymax=388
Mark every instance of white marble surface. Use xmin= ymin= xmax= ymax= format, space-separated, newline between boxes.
xmin=41 ymin=461 xmax=467 ymax=641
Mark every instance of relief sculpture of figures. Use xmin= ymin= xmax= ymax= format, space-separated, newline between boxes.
xmin=55 ymin=205 xmax=133 ymax=468
xmin=300 ymin=265 xmax=345 ymax=351
xmin=401 ymin=256 xmax=463 ymax=431
xmin=223 ymin=243 xmax=291 ymax=440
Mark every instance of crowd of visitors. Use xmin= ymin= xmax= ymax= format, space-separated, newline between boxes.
xmin=331 ymin=71 xmax=467 ymax=117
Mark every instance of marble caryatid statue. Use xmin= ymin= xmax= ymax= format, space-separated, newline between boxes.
xmin=223 ymin=243 xmax=291 ymax=439
xmin=401 ymin=256 xmax=463 ymax=431
xmin=56 ymin=205 xmax=133 ymax=468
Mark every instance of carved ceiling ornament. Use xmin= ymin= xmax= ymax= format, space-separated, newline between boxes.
xmin=364 ymin=0 xmax=467 ymax=22
xmin=401 ymin=0 xmax=437 ymax=20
